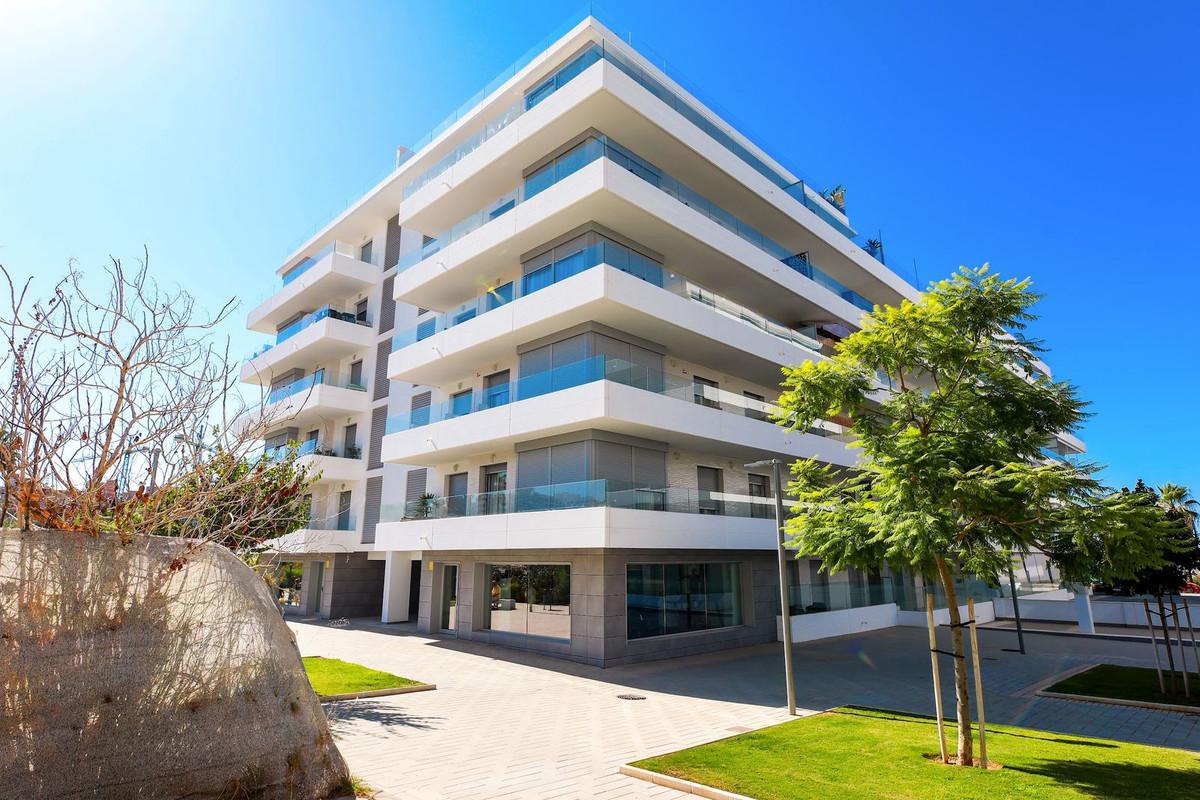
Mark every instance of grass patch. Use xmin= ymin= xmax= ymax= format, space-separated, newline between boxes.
xmin=1047 ymin=664 xmax=1200 ymax=708
xmin=630 ymin=706 xmax=1200 ymax=799
xmin=302 ymin=656 xmax=420 ymax=697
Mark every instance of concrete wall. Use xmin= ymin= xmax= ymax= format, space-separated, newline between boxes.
xmin=994 ymin=594 xmax=1155 ymax=627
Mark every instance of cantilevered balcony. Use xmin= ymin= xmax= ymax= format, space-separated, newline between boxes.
xmin=264 ymin=438 xmax=365 ymax=485
xmin=240 ymin=307 xmax=373 ymax=384
xmin=373 ymin=479 xmax=782 ymax=553
xmin=248 ymin=370 xmax=370 ymax=430
xmin=381 ymin=354 xmax=855 ymax=468
xmin=249 ymin=241 xmax=377 ymax=333
xmin=392 ymin=135 xmax=873 ymax=326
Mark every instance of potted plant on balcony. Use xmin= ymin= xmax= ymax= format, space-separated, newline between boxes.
xmin=412 ymin=492 xmax=438 ymax=519
xmin=344 ymin=445 xmax=362 ymax=460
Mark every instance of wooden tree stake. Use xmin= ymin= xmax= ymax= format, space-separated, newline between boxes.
xmin=926 ymin=593 xmax=948 ymax=763
xmin=968 ymin=597 xmax=988 ymax=768
xmin=1144 ymin=599 xmax=1166 ymax=693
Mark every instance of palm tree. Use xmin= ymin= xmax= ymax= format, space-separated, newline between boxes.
xmin=1159 ymin=483 xmax=1199 ymax=534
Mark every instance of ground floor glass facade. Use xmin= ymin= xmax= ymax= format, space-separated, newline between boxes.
xmin=626 ymin=562 xmax=742 ymax=640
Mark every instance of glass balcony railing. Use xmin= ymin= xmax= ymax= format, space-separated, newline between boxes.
xmin=787 ymin=569 xmax=995 ymax=615
xmin=301 ymin=511 xmax=358 ymax=532
xmin=266 ymin=369 xmax=368 ymax=405
xmin=391 ymin=239 xmax=824 ymax=354
xmin=385 ymin=353 xmax=851 ymax=442
xmin=380 ymin=477 xmax=782 ymax=523
xmin=280 ymin=240 xmax=361 ymax=286
xmin=401 ymin=36 xmax=854 ymax=245
xmin=263 ymin=438 xmax=363 ymax=462
xmin=395 ymin=133 xmax=876 ymax=312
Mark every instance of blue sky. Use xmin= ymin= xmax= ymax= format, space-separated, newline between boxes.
xmin=1 ymin=0 xmax=1197 ymax=491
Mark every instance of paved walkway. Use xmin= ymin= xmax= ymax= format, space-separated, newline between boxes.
xmin=291 ymin=620 xmax=1200 ymax=800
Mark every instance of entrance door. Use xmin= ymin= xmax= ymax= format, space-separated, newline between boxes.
xmin=408 ymin=559 xmax=422 ymax=622
xmin=440 ymin=565 xmax=459 ymax=633
xmin=446 ymin=472 xmax=468 ymax=517
xmin=311 ymin=561 xmax=325 ymax=616
xmin=481 ymin=463 xmax=507 ymax=515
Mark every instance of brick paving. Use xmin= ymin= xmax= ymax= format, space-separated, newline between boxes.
xmin=291 ymin=619 xmax=1200 ymax=799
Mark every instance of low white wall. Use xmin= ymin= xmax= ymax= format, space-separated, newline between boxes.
xmin=776 ymin=603 xmax=898 ymax=643
xmin=994 ymin=595 xmax=1155 ymax=626
xmin=896 ymin=600 xmax=995 ymax=628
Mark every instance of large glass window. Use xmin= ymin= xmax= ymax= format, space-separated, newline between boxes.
xmin=626 ymin=562 xmax=743 ymax=640
xmin=484 ymin=564 xmax=571 ymax=641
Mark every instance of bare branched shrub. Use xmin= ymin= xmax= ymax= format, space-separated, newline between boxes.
xmin=0 ymin=251 xmax=313 ymax=551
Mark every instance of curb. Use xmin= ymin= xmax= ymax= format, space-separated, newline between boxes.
xmin=619 ymin=765 xmax=756 ymax=800
xmin=1036 ymin=689 xmax=1200 ymax=715
xmin=319 ymin=683 xmax=436 ymax=702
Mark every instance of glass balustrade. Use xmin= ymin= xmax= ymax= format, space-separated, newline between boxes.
xmin=280 ymin=240 xmax=360 ymax=286
xmin=266 ymin=369 xmax=368 ymax=405
xmin=380 ymin=477 xmax=780 ymax=523
xmin=263 ymin=438 xmax=363 ymax=462
xmin=395 ymin=133 xmax=875 ymax=312
xmin=385 ymin=353 xmax=852 ymax=442
xmin=391 ymin=238 xmax=824 ymax=355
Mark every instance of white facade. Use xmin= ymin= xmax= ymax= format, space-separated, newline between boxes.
xmin=244 ymin=17 xmax=1081 ymax=664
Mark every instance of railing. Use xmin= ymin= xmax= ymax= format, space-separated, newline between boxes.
xmin=400 ymin=36 xmax=853 ymax=243
xmin=266 ymin=369 xmax=368 ymax=405
xmin=395 ymin=133 xmax=876 ymax=312
xmin=385 ymin=353 xmax=852 ymax=441
xmin=280 ymin=240 xmax=361 ymax=286
xmin=380 ymin=477 xmax=783 ymax=523
xmin=264 ymin=439 xmax=363 ymax=462
xmin=275 ymin=307 xmax=369 ymax=346
xmin=301 ymin=511 xmax=359 ymax=532
xmin=392 ymin=240 xmax=822 ymax=353
xmin=788 ymin=569 xmax=994 ymax=615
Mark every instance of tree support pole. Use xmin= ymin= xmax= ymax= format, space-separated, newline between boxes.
xmin=1145 ymin=599 xmax=1166 ymax=694
xmin=1184 ymin=595 xmax=1198 ymax=668
xmin=1007 ymin=564 xmax=1026 ymax=655
xmin=926 ymin=594 xmax=948 ymax=764
xmin=968 ymin=598 xmax=987 ymax=768
xmin=1172 ymin=596 xmax=1190 ymax=697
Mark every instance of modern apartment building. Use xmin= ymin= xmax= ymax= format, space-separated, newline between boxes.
xmin=244 ymin=17 xmax=1084 ymax=665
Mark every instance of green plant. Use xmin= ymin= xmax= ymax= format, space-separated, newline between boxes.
xmin=775 ymin=265 xmax=1168 ymax=766
xmin=414 ymin=492 xmax=438 ymax=519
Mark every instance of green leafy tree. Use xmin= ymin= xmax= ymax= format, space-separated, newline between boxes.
xmin=776 ymin=266 xmax=1167 ymax=765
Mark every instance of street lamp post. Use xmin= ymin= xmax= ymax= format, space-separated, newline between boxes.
xmin=746 ymin=457 xmax=796 ymax=715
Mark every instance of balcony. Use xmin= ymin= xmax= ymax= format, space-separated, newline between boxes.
xmin=388 ymin=251 xmax=826 ymax=388
xmin=265 ymin=438 xmax=365 ymax=485
xmin=241 ymin=308 xmax=374 ymax=384
xmin=373 ymin=480 xmax=781 ymax=553
xmin=393 ymin=136 xmax=873 ymax=325
xmin=381 ymin=355 xmax=856 ymax=467
xmin=249 ymin=241 xmax=377 ymax=334
xmin=260 ymin=370 xmax=369 ymax=428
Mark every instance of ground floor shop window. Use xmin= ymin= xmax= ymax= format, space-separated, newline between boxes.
xmin=626 ymin=562 xmax=742 ymax=640
xmin=483 ymin=564 xmax=571 ymax=640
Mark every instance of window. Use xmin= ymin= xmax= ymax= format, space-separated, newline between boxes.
xmin=487 ymin=282 xmax=513 ymax=310
xmin=342 ymin=424 xmax=358 ymax=458
xmin=415 ymin=318 xmax=437 ymax=342
xmin=697 ymin=466 xmax=723 ymax=515
xmin=483 ymin=564 xmax=570 ymax=640
xmin=626 ymin=563 xmax=742 ymax=640
xmin=748 ymin=473 xmax=771 ymax=519
xmin=482 ymin=370 xmax=510 ymax=409
xmin=348 ymin=360 xmax=363 ymax=389
xmin=693 ymin=376 xmax=720 ymax=409
xmin=743 ymin=391 xmax=767 ymax=422
xmin=359 ymin=240 xmax=373 ymax=264
xmin=355 ymin=298 xmax=368 ymax=323
xmin=449 ymin=389 xmax=473 ymax=418
xmin=445 ymin=473 xmax=468 ymax=518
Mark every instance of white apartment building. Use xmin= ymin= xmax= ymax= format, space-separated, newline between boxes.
xmin=243 ymin=17 xmax=1084 ymax=665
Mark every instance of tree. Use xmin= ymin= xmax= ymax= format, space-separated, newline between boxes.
xmin=776 ymin=265 xmax=1167 ymax=765
xmin=0 ymin=253 xmax=314 ymax=551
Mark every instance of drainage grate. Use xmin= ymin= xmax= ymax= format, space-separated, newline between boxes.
xmin=617 ymin=693 xmax=647 ymax=701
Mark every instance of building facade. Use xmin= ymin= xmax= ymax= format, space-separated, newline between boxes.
xmin=243 ymin=17 xmax=1083 ymax=666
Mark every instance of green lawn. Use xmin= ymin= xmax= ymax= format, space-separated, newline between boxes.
xmin=302 ymin=656 xmax=421 ymax=697
xmin=1047 ymin=664 xmax=1200 ymax=708
xmin=630 ymin=706 xmax=1200 ymax=799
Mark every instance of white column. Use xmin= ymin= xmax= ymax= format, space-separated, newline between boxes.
xmin=381 ymin=551 xmax=412 ymax=623
xmin=1072 ymin=583 xmax=1096 ymax=634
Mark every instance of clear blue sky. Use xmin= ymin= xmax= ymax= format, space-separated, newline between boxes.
xmin=1 ymin=0 xmax=1196 ymax=491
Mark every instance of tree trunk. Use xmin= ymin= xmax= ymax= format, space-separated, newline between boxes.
xmin=1158 ymin=593 xmax=1178 ymax=695
xmin=934 ymin=556 xmax=973 ymax=766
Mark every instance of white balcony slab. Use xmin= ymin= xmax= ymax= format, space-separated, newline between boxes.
xmin=388 ymin=266 xmax=823 ymax=389
xmin=249 ymin=252 xmax=378 ymax=334
xmin=381 ymin=379 xmax=858 ymax=468
xmin=240 ymin=318 xmax=374 ymax=385
xmin=265 ymin=528 xmax=364 ymax=555
xmin=241 ymin=383 xmax=370 ymax=434
xmin=374 ymin=504 xmax=778 ymax=553
xmin=394 ymin=158 xmax=864 ymax=330
xmin=399 ymin=56 xmax=914 ymax=307
xmin=299 ymin=453 xmax=366 ymax=485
